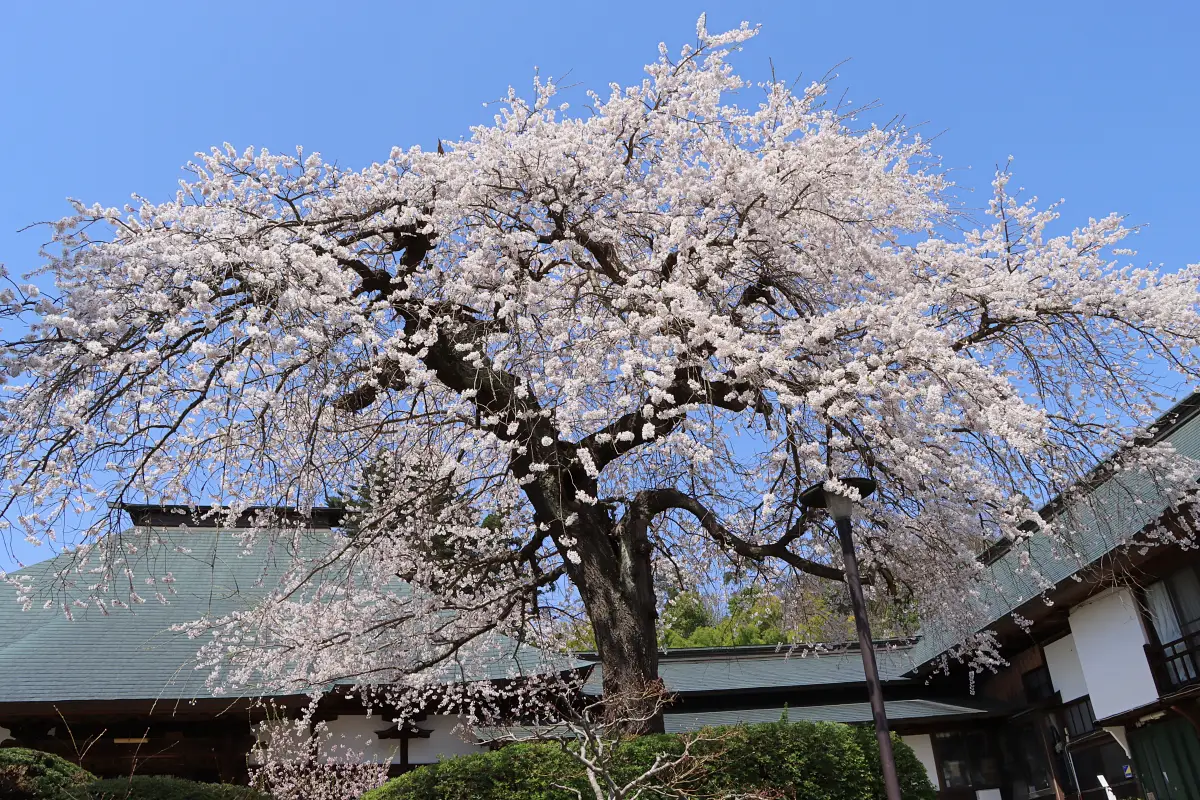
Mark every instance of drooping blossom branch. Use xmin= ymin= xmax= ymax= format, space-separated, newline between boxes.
xmin=0 ymin=15 xmax=1197 ymax=731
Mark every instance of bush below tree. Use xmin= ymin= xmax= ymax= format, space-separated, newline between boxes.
xmin=0 ymin=749 xmax=268 ymax=800
xmin=87 ymin=775 xmax=268 ymax=800
xmin=0 ymin=748 xmax=94 ymax=800
xmin=361 ymin=719 xmax=936 ymax=800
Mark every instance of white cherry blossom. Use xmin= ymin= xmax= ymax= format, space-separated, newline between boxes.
xmin=1 ymin=18 xmax=1198 ymax=731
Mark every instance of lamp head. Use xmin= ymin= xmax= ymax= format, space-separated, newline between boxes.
xmin=798 ymin=477 xmax=877 ymax=523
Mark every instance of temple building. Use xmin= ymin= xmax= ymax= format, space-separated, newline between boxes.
xmin=4 ymin=394 xmax=1200 ymax=799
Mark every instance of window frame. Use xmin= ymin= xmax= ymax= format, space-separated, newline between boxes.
xmin=1021 ymin=664 xmax=1056 ymax=704
xmin=1061 ymin=696 xmax=1096 ymax=739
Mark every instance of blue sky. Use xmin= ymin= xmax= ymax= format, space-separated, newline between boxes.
xmin=1 ymin=0 xmax=1197 ymax=567
xmin=3 ymin=1 xmax=1197 ymax=272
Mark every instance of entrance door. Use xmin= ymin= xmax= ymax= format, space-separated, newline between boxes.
xmin=1129 ymin=715 xmax=1200 ymax=800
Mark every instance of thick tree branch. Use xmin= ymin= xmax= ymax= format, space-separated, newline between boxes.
xmin=331 ymin=358 xmax=409 ymax=412
xmin=634 ymin=487 xmax=846 ymax=582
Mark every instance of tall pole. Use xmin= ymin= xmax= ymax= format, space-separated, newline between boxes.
xmin=837 ymin=515 xmax=903 ymax=800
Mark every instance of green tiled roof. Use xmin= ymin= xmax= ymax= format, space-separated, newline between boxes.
xmin=909 ymin=395 xmax=1200 ymax=667
xmin=0 ymin=525 xmax=572 ymax=704
xmin=583 ymin=645 xmax=919 ymax=695
xmin=8 ymin=396 xmax=1197 ymax=706
xmin=473 ymin=699 xmax=991 ymax=741
xmin=661 ymin=699 xmax=992 ymax=731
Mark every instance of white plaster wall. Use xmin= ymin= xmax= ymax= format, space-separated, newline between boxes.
xmin=407 ymin=715 xmax=485 ymax=764
xmin=1068 ymin=587 xmax=1159 ymax=720
xmin=900 ymin=734 xmax=939 ymax=790
xmin=319 ymin=714 xmax=403 ymax=764
xmin=254 ymin=714 xmax=485 ymax=766
xmin=1043 ymin=634 xmax=1089 ymax=702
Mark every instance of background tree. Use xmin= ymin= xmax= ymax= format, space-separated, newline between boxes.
xmin=654 ymin=582 xmax=916 ymax=649
xmin=659 ymin=588 xmax=786 ymax=649
xmin=2 ymin=18 xmax=1199 ymax=733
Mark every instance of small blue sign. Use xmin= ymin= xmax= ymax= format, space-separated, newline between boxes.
xmin=1123 ymin=765 xmax=1134 ymax=779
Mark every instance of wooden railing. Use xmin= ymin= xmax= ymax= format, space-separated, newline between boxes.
xmin=1145 ymin=632 xmax=1200 ymax=693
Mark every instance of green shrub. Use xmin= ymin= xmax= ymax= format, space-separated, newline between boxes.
xmin=361 ymin=719 xmax=937 ymax=800
xmin=87 ymin=775 xmax=268 ymax=800
xmin=0 ymin=749 xmax=267 ymax=800
xmin=850 ymin=727 xmax=938 ymax=800
xmin=703 ymin=720 xmax=873 ymax=800
xmin=370 ymin=742 xmax=582 ymax=800
xmin=0 ymin=747 xmax=94 ymax=800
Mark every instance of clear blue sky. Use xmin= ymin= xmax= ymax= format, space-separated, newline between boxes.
xmin=3 ymin=1 xmax=1197 ymax=272
xmin=0 ymin=0 xmax=1197 ymax=566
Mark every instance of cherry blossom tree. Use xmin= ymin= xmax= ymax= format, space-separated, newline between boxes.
xmin=2 ymin=17 xmax=1199 ymax=733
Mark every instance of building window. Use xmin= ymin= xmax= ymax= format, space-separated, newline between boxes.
xmin=933 ymin=730 xmax=1003 ymax=791
xmin=1146 ymin=569 xmax=1200 ymax=689
xmin=1146 ymin=567 xmax=1200 ymax=639
xmin=1004 ymin=721 xmax=1057 ymax=799
xmin=1062 ymin=697 xmax=1095 ymax=739
xmin=1021 ymin=665 xmax=1055 ymax=704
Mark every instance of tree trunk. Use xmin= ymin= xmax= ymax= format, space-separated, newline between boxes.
xmin=569 ymin=511 xmax=664 ymax=734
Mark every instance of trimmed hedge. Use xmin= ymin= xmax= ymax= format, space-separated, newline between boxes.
xmin=361 ymin=719 xmax=937 ymax=800
xmin=87 ymin=775 xmax=268 ymax=800
xmin=0 ymin=750 xmax=267 ymax=800
xmin=0 ymin=748 xmax=95 ymax=800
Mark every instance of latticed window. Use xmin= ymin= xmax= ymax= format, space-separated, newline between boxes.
xmin=1062 ymin=696 xmax=1095 ymax=738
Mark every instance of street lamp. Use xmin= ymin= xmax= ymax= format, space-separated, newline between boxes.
xmin=799 ymin=476 xmax=902 ymax=800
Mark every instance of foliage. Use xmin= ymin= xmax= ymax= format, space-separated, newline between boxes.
xmin=86 ymin=775 xmax=267 ymax=800
xmin=0 ymin=752 xmax=266 ymax=800
xmin=361 ymin=720 xmax=935 ymax=800
xmin=779 ymin=577 xmax=921 ymax=645
xmin=702 ymin=719 xmax=872 ymax=800
xmin=561 ymin=582 xmax=919 ymax=652
xmin=660 ymin=588 xmax=787 ymax=648
xmin=3 ymin=15 xmax=1200 ymax=728
xmin=0 ymin=748 xmax=94 ymax=800
xmin=850 ymin=727 xmax=937 ymax=800
xmin=654 ymin=583 xmax=918 ymax=650
xmin=511 ymin=683 xmax=719 ymax=800
xmin=366 ymin=742 xmax=582 ymax=800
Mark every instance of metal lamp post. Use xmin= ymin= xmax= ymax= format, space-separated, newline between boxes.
xmin=799 ymin=476 xmax=902 ymax=800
